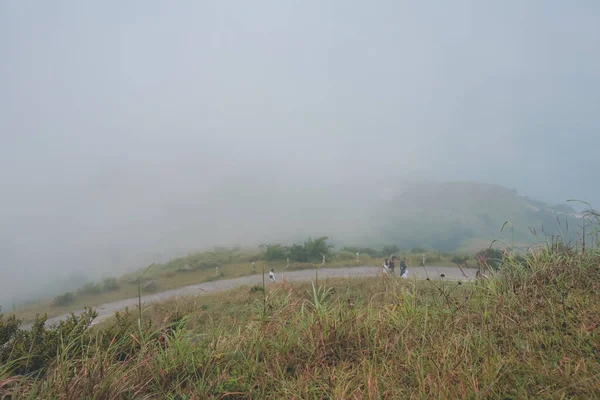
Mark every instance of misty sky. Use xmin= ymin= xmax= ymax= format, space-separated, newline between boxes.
xmin=1 ymin=1 xmax=599 ymax=303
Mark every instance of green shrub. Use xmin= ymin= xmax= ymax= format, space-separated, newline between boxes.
xmin=78 ymin=282 xmax=102 ymax=295
xmin=451 ymin=254 xmax=469 ymax=266
xmin=0 ymin=309 xmax=21 ymax=348
xmin=95 ymin=308 xmax=141 ymax=362
xmin=302 ymin=236 xmax=333 ymax=260
xmin=476 ymin=248 xmax=504 ymax=270
xmin=381 ymin=245 xmax=400 ymax=256
xmin=160 ymin=250 xmax=232 ymax=272
xmin=260 ymin=237 xmax=333 ymax=262
xmin=52 ymin=292 xmax=75 ymax=307
xmin=249 ymin=285 xmax=264 ymax=293
xmin=102 ymin=277 xmax=119 ymax=291
xmin=260 ymin=244 xmax=288 ymax=260
xmin=0 ymin=308 xmax=97 ymax=376
xmin=76 ymin=277 xmax=120 ymax=297
xmin=288 ymin=244 xmax=307 ymax=262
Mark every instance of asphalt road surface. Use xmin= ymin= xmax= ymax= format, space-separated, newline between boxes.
xmin=39 ymin=265 xmax=476 ymax=327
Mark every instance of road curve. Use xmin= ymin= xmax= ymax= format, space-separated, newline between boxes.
xmin=41 ymin=265 xmax=476 ymax=327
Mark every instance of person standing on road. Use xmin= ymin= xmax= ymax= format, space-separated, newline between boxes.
xmin=400 ymin=258 xmax=408 ymax=278
xmin=383 ymin=258 xmax=389 ymax=274
xmin=389 ymin=256 xmax=396 ymax=275
xmin=269 ymin=268 xmax=276 ymax=282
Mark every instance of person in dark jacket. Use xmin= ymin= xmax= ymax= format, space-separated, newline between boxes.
xmin=389 ymin=256 xmax=396 ymax=275
xmin=400 ymin=258 xmax=408 ymax=278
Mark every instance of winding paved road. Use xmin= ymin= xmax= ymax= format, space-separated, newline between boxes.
xmin=42 ymin=265 xmax=476 ymax=327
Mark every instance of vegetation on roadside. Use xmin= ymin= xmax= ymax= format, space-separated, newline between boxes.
xmin=1 ymin=232 xmax=599 ymax=398
xmin=78 ymin=277 xmax=120 ymax=296
xmin=10 ymin=238 xmax=472 ymax=322
xmin=50 ymin=278 xmax=121 ymax=307
xmin=50 ymin=292 xmax=76 ymax=307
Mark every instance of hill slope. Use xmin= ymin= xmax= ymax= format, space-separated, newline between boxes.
xmin=2 ymin=249 xmax=599 ymax=398
xmin=0 ymin=179 xmax=582 ymax=308
xmin=371 ymin=181 xmax=579 ymax=251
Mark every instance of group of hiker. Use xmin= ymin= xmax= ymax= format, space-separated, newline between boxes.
xmin=383 ymin=255 xmax=408 ymax=278
xmin=262 ymin=256 xmax=409 ymax=284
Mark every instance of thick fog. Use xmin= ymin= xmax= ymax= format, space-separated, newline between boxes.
xmin=1 ymin=1 xmax=599 ymax=305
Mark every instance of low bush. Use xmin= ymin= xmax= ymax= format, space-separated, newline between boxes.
xmin=0 ymin=308 xmax=98 ymax=376
xmin=78 ymin=282 xmax=102 ymax=295
xmin=261 ymin=236 xmax=334 ymax=262
xmin=76 ymin=277 xmax=120 ymax=298
xmin=249 ymin=284 xmax=264 ymax=293
xmin=451 ymin=254 xmax=469 ymax=266
xmin=51 ymin=292 xmax=75 ymax=307
xmin=102 ymin=277 xmax=120 ymax=291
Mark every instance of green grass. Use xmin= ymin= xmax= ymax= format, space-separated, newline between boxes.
xmin=10 ymin=251 xmax=463 ymax=323
xmin=2 ymin=246 xmax=599 ymax=398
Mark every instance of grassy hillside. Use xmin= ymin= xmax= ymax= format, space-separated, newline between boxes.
xmin=374 ymin=181 xmax=580 ymax=251
xmin=1 ymin=244 xmax=598 ymax=398
xmin=9 ymin=245 xmax=465 ymax=323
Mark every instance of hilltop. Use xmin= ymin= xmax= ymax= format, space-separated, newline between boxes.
xmin=371 ymin=181 xmax=580 ymax=251
xmin=188 ymin=179 xmax=581 ymax=252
